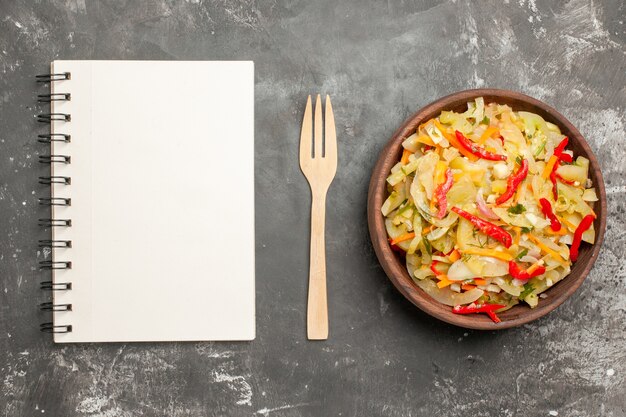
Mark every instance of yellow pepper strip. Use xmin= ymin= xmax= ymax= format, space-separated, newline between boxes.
xmin=430 ymin=161 xmax=448 ymax=210
xmin=448 ymin=249 xmax=461 ymax=262
xmin=513 ymin=226 xmax=521 ymax=245
xmin=461 ymin=248 xmax=513 ymax=262
xmin=545 ymin=226 xmax=567 ymax=236
xmin=433 ymin=120 xmax=479 ymax=162
xmin=390 ymin=232 xmax=415 ymax=245
xmin=557 ymin=215 xmax=577 ymax=232
xmin=401 ymin=149 xmax=412 ymax=165
xmin=542 ymin=155 xmax=559 ymax=179
xmin=416 ymin=133 xmax=436 ymax=147
xmin=526 ymin=234 xmax=568 ymax=265
xmin=526 ymin=260 xmax=544 ymax=275
xmin=434 ymin=161 xmax=447 ymax=184
xmin=418 ymin=120 xmax=431 ymax=131
xmin=478 ymin=126 xmax=499 ymax=145
xmin=436 ymin=275 xmax=452 ymax=288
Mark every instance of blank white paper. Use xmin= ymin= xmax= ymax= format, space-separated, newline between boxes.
xmin=50 ymin=60 xmax=255 ymax=342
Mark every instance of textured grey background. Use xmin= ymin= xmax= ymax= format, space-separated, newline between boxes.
xmin=1 ymin=0 xmax=625 ymax=416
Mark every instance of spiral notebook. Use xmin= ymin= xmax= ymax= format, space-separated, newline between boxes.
xmin=38 ymin=60 xmax=255 ymax=342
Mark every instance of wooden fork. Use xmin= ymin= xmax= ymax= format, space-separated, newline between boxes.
xmin=299 ymin=94 xmax=337 ymax=340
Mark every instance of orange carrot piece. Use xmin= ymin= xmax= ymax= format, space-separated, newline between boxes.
xmin=422 ymin=225 xmax=434 ymax=235
xmin=390 ymin=232 xmax=416 ymax=245
xmin=401 ymin=149 xmax=412 ymax=165
xmin=542 ymin=155 xmax=559 ymax=179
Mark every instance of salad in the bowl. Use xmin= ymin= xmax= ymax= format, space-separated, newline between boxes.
xmin=381 ymin=97 xmax=597 ymax=323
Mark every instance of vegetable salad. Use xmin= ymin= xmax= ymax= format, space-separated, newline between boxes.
xmin=381 ymin=97 xmax=597 ymax=323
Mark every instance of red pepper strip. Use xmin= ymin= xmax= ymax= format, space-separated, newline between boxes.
xmin=570 ymin=214 xmax=594 ymax=262
xmin=545 ymin=138 xmax=570 ymax=200
xmin=452 ymin=304 xmax=505 ymax=314
xmin=430 ymin=260 xmax=441 ymax=276
xmin=453 ymin=303 xmax=505 ymax=323
xmin=495 ymin=158 xmax=529 ymax=205
xmin=559 ymin=153 xmax=573 ymax=163
xmin=553 ymin=137 xmax=569 ymax=158
xmin=508 ymin=260 xmax=546 ymax=280
xmin=455 ymin=130 xmax=508 ymax=161
xmin=556 ymin=172 xmax=576 ymax=185
xmin=553 ymin=158 xmax=577 ymax=185
xmin=451 ymin=207 xmax=512 ymax=248
xmin=434 ymin=168 xmax=454 ymax=219
xmin=539 ymin=198 xmax=562 ymax=231
xmin=486 ymin=311 xmax=501 ymax=323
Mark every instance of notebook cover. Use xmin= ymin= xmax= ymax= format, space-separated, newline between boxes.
xmin=49 ymin=60 xmax=255 ymax=342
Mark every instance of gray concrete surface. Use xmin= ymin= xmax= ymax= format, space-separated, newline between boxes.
xmin=1 ymin=0 xmax=625 ymax=416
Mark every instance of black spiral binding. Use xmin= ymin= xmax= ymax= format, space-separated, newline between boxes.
xmin=38 ymin=155 xmax=71 ymax=164
xmin=39 ymin=302 xmax=72 ymax=311
xmin=38 ymin=134 xmax=71 ymax=144
xmin=38 ymin=197 xmax=71 ymax=206
xmin=36 ymin=72 xmax=70 ymax=82
xmin=38 ymin=218 xmax=71 ymax=227
xmin=38 ymin=240 xmax=72 ymax=248
xmin=38 ymin=93 xmax=71 ymax=102
xmin=39 ymin=323 xmax=72 ymax=333
xmin=37 ymin=113 xmax=71 ymax=123
xmin=37 ymin=72 xmax=73 ymax=334
xmin=38 ymin=176 xmax=71 ymax=185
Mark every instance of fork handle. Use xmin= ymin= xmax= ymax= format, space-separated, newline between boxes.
xmin=307 ymin=191 xmax=328 ymax=340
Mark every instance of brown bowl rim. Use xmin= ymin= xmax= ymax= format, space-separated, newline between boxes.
xmin=367 ymin=88 xmax=607 ymax=330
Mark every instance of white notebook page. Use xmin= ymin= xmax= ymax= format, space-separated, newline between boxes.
xmin=50 ymin=60 xmax=255 ymax=342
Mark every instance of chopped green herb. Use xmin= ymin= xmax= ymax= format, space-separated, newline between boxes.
xmin=519 ymin=283 xmax=535 ymax=300
xmin=534 ymin=140 xmax=547 ymax=157
xmin=508 ymin=204 xmax=527 ymax=215
xmin=461 ymin=254 xmax=473 ymax=262
xmin=480 ymin=116 xmax=490 ymax=125
xmin=520 ymin=226 xmax=533 ymax=234
xmin=515 ymin=248 xmax=528 ymax=260
xmin=515 ymin=155 xmax=523 ymax=166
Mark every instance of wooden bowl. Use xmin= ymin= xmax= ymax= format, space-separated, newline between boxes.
xmin=367 ymin=89 xmax=606 ymax=330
